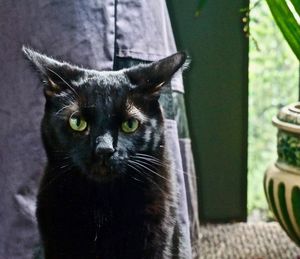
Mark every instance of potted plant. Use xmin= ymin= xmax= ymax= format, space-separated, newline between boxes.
xmin=260 ymin=0 xmax=300 ymax=246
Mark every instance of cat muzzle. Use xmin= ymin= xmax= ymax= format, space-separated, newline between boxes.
xmin=93 ymin=142 xmax=116 ymax=177
xmin=91 ymin=153 xmax=115 ymax=178
xmin=95 ymin=135 xmax=115 ymax=156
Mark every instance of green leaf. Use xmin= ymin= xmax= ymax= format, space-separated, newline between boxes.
xmin=266 ymin=0 xmax=300 ymax=61
xmin=290 ymin=0 xmax=300 ymax=18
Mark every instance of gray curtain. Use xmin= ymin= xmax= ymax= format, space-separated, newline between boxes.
xmin=0 ymin=1 xmax=200 ymax=258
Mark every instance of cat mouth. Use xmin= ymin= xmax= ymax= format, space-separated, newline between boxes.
xmin=89 ymin=159 xmax=118 ymax=181
xmin=91 ymin=164 xmax=111 ymax=177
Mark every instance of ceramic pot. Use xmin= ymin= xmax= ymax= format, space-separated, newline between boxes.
xmin=264 ymin=102 xmax=300 ymax=246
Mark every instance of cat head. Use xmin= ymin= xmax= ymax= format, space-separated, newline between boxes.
xmin=23 ymin=47 xmax=186 ymax=182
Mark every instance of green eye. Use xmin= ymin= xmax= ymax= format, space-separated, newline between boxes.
xmin=69 ymin=112 xmax=87 ymax=132
xmin=121 ymin=118 xmax=139 ymax=133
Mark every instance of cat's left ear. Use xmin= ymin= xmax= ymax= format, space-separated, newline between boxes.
xmin=125 ymin=52 xmax=187 ymax=99
xmin=22 ymin=46 xmax=84 ymax=97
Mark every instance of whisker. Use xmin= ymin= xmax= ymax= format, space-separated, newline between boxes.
xmin=133 ymin=155 xmax=162 ymax=164
xmin=131 ymin=158 xmax=159 ymax=171
xmin=133 ymin=154 xmax=167 ymax=165
xmin=133 ymin=154 xmax=198 ymax=180
xmin=133 ymin=154 xmax=168 ymax=168
xmin=135 ymin=153 xmax=161 ymax=159
xmin=132 ymin=157 xmax=191 ymax=180
xmin=126 ymin=163 xmax=145 ymax=183
xmin=127 ymin=161 xmax=166 ymax=194
xmin=128 ymin=160 xmax=170 ymax=182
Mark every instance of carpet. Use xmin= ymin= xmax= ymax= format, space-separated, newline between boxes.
xmin=199 ymin=222 xmax=300 ymax=258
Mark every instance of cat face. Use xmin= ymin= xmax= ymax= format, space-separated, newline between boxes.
xmin=23 ymin=47 xmax=186 ymax=182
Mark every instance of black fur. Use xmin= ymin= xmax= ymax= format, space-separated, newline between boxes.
xmin=23 ymin=47 xmax=186 ymax=259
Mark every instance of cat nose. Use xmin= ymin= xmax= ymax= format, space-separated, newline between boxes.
xmin=95 ymin=145 xmax=115 ymax=156
xmin=95 ymin=134 xmax=115 ymax=156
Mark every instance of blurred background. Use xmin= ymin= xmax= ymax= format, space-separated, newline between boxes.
xmin=168 ymin=0 xmax=299 ymax=222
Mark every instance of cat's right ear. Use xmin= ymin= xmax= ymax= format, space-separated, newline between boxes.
xmin=22 ymin=46 xmax=83 ymax=98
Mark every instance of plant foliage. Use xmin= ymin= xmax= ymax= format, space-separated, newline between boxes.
xmin=266 ymin=0 xmax=300 ymax=60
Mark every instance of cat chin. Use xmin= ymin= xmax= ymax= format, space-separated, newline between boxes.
xmin=87 ymin=164 xmax=120 ymax=183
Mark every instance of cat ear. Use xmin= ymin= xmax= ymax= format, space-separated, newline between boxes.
xmin=125 ymin=52 xmax=187 ymax=99
xmin=22 ymin=46 xmax=84 ymax=97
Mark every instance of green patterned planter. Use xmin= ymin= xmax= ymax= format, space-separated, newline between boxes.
xmin=265 ymin=103 xmax=300 ymax=246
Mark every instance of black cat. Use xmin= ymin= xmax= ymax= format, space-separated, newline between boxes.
xmin=23 ymin=47 xmax=187 ymax=259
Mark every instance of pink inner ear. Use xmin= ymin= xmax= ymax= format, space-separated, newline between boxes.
xmin=48 ymin=78 xmax=60 ymax=90
xmin=126 ymin=52 xmax=186 ymax=89
xmin=152 ymin=80 xmax=166 ymax=89
xmin=155 ymin=81 xmax=165 ymax=89
xmin=44 ymin=77 xmax=63 ymax=97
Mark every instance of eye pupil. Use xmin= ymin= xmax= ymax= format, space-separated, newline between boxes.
xmin=121 ymin=118 xmax=139 ymax=133
xmin=69 ymin=112 xmax=87 ymax=132
xmin=128 ymin=119 xmax=133 ymax=128
xmin=76 ymin=118 xmax=80 ymax=127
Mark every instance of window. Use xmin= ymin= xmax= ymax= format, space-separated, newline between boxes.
xmin=248 ymin=0 xmax=299 ymax=221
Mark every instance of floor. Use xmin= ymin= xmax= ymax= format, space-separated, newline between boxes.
xmin=200 ymin=222 xmax=300 ymax=258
